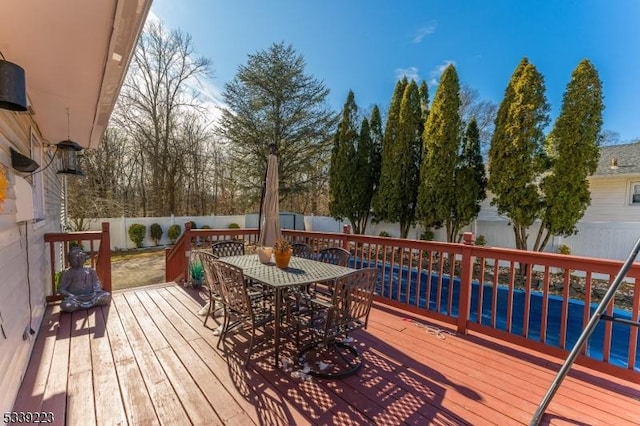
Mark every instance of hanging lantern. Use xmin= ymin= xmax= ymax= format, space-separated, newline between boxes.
xmin=0 ymin=59 xmax=27 ymax=112
xmin=56 ymin=140 xmax=83 ymax=175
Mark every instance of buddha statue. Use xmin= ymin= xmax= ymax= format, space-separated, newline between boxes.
xmin=58 ymin=247 xmax=111 ymax=312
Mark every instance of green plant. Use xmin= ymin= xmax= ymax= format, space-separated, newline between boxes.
xmin=558 ymin=244 xmax=571 ymax=255
xmin=54 ymin=270 xmax=63 ymax=293
xmin=150 ymin=223 xmax=163 ymax=246
xmin=189 ymin=220 xmax=197 ymax=229
xmin=200 ymin=224 xmax=212 ymax=243
xmin=420 ymin=229 xmax=434 ymax=241
xmin=273 ymin=239 xmax=291 ymax=253
xmin=228 ymin=223 xmax=240 ymax=229
xmin=167 ymin=224 xmax=182 ymax=244
xmin=378 ymin=231 xmax=391 ymax=237
xmin=128 ymin=223 xmax=146 ymax=248
xmin=190 ymin=259 xmax=204 ymax=285
xmin=475 ymin=235 xmax=487 ymax=246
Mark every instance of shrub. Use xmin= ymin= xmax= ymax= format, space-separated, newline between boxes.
xmin=420 ymin=229 xmax=434 ymax=241
xmin=228 ymin=223 xmax=240 ymax=229
xmin=128 ymin=223 xmax=146 ymax=248
xmin=150 ymin=223 xmax=163 ymax=246
xmin=558 ymin=244 xmax=571 ymax=255
xmin=475 ymin=235 xmax=487 ymax=246
xmin=189 ymin=220 xmax=197 ymax=229
xmin=200 ymin=224 xmax=212 ymax=243
xmin=378 ymin=231 xmax=391 ymax=237
xmin=168 ymin=224 xmax=182 ymax=244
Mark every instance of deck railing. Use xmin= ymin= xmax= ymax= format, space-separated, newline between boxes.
xmin=165 ymin=222 xmax=640 ymax=382
xmin=44 ymin=222 xmax=111 ymax=301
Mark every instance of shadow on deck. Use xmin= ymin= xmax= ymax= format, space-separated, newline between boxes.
xmin=13 ymin=283 xmax=640 ymax=425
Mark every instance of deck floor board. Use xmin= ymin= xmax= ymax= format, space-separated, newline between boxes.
xmin=13 ymin=283 xmax=640 ymax=425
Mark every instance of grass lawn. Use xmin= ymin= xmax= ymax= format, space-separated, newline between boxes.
xmin=111 ymin=247 xmax=167 ymax=291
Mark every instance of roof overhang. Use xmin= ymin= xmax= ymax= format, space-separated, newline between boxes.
xmin=0 ymin=0 xmax=152 ymax=149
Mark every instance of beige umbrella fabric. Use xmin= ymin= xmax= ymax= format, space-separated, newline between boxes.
xmin=258 ymin=146 xmax=281 ymax=247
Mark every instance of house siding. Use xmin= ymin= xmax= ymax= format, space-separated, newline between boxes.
xmin=0 ymin=111 xmax=61 ymax=414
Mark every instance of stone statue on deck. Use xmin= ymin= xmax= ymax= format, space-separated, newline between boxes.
xmin=58 ymin=247 xmax=111 ymax=312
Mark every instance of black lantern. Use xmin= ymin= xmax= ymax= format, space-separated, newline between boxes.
xmin=56 ymin=140 xmax=83 ymax=175
xmin=0 ymin=59 xmax=27 ymax=112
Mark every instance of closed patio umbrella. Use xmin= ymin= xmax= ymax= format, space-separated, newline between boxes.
xmin=258 ymin=144 xmax=281 ymax=247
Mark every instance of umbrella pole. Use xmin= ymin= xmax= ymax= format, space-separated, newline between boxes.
xmin=257 ymin=144 xmax=277 ymax=244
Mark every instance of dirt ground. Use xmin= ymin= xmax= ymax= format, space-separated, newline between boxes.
xmin=111 ymin=248 xmax=167 ymax=291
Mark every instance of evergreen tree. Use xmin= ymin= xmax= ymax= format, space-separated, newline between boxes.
xmin=488 ymin=57 xmax=550 ymax=251
xmin=369 ymin=105 xmax=384 ymax=196
xmin=417 ymin=64 xmax=463 ymax=241
xmin=372 ymin=78 xmax=407 ymax=229
xmin=538 ymin=59 xmax=604 ymax=249
xmin=373 ymin=78 xmax=423 ymax=238
xmin=452 ymin=119 xmax=487 ymax=241
xmin=348 ymin=117 xmax=375 ymax=234
xmin=329 ymin=91 xmax=358 ymax=221
xmin=218 ymin=42 xmax=336 ymax=209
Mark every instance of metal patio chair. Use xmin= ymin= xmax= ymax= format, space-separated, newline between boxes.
xmin=211 ymin=240 xmax=245 ymax=258
xmin=197 ymin=251 xmax=224 ymax=327
xmin=291 ymin=242 xmax=314 ymax=259
xmin=296 ymin=267 xmax=378 ymax=379
xmin=212 ymin=260 xmax=275 ymax=368
xmin=318 ymin=247 xmax=351 ymax=267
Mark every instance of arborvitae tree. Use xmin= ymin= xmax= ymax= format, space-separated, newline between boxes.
xmin=488 ymin=57 xmax=550 ymax=251
xmin=369 ymin=105 xmax=383 ymax=196
xmin=538 ymin=59 xmax=604 ymax=250
xmin=348 ymin=117 xmax=375 ymax=234
xmin=417 ymin=64 xmax=463 ymax=241
xmin=452 ymin=119 xmax=487 ymax=241
xmin=329 ymin=91 xmax=358 ymax=222
xmin=418 ymin=80 xmax=430 ymax=124
xmin=372 ymin=77 xmax=408 ymax=229
xmin=373 ymin=78 xmax=423 ymax=238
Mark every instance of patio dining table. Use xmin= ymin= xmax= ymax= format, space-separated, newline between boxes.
xmin=218 ymin=254 xmax=354 ymax=368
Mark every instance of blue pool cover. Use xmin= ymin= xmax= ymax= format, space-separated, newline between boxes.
xmin=354 ymin=258 xmax=639 ymax=371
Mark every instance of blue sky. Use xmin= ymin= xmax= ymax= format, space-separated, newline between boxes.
xmin=152 ymin=0 xmax=640 ymax=142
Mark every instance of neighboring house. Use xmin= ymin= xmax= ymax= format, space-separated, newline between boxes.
xmin=586 ymin=141 xmax=640 ymax=221
xmin=475 ymin=141 xmax=640 ymax=260
xmin=0 ymin=1 xmax=150 ymax=414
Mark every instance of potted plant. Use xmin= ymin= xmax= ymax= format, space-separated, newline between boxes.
xmin=273 ymin=239 xmax=292 ymax=268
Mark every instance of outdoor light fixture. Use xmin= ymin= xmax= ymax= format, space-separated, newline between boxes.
xmin=0 ymin=58 xmax=27 ymax=112
xmin=56 ymin=139 xmax=83 ymax=175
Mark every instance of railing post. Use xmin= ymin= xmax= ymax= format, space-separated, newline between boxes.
xmin=100 ymin=222 xmax=112 ymax=293
xmin=183 ymin=221 xmax=192 ymax=284
xmin=457 ymin=232 xmax=475 ymax=334
xmin=342 ymin=224 xmax=351 ymax=250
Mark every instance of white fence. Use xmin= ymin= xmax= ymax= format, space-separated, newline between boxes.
xmin=82 ymin=214 xmax=640 ymax=262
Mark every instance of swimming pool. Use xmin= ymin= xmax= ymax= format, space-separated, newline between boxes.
xmin=363 ymin=260 xmax=640 ymax=371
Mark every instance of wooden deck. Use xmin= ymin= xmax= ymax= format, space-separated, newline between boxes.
xmin=13 ymin=283 xmax=640 ymax=425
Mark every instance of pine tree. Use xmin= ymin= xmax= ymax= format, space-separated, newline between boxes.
xmin=488 ymin=57 xmax=550 ymax=251
xmin=538 ymin=59 xmax=604 ymax=249
xmin=417 ymin=64 xmax=463 ymax=241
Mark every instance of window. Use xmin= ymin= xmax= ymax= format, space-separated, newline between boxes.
xmin=631 ymin=183 xmax=640 ymax=205
xmin=30 ymin=131 xmax=45 ymax=221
